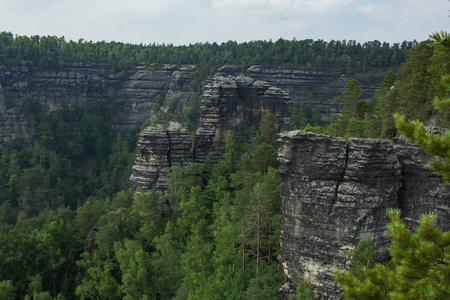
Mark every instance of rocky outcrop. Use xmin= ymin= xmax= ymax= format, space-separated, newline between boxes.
xmin=129 ymin=122 xmax=193 ymax=197
xmin=130 ymin=75 xmax=293 ymax=195
xmin=194 ymin=75 xmax=292 ymax=162
xmin=115 ymin=64 xmax=198 ymax=130
xmin=393 ymin=136 xmax=450 ymax=231
xmin=0 ymin=62 xmax=380 ymax=143
xmin=243 ymin=65 xmax=379 ymax=119
xmin=277 ymin=130 xmax=449 ymax=299
xmin=0 ymin=62 xmax=199 ymax=139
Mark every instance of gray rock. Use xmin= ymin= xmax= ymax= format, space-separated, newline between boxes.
xmin=0 ymin=62 xmax=200 ymax=136
xmin=130 ymin=75 xmax=293 ymax=194
xmin=194 ymin=75 xmax=293 ymax=162
xmin=129 ymin=121 xmax=193 ymax=198
xmin=244 ymin=65 xmax=379 ymax=121
xmin=277 ymin=130 xmax=449 ymax=299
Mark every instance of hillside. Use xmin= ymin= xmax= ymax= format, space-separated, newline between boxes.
xmin=0 ymin=33 xmax=448 ymax=299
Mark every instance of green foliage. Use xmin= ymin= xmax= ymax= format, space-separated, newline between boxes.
xmin=0 ymin=101 xmax=138 ymax=217
xmin=243 ymin=265 xmax=282 ymax=300
xmin=289 ymin=281 xmax=317 ymax=300
xmin=335 ymin=209 xmax=450 ymax=300
xmin=0 ymin=35 xmax=432 ymax=300
xmin=335 ymin=34 xmax=450 ymax=300
xmin=394 ymin=31 xmax=450 ymax=183
xmin=319 ymin=34 xmax=448 ymax=140
xmin=292 ymin=104 xmax=321 ymax=130
xmin=180 ymin=95 xmax=200 ymax=132
xmin=151 ymin=221 xmax=183 ymax=299
xmin=337 ymin=79 xmax=364 ymax=119
xmin=334 ymin=79 xmax=364 ymax=137
xmin=346 ymin=235 xmax=377 ymax=281
xmin=0 ymin=280 xmax=16 ymax=300
xmin=0 ymin=209 xmax=82 ymax=298
xmin=115 ymin=239 xmax=153 ymax=299
xmin=252 ymin=113 xmax=280 ymax=173
xmin=0 ymin=32 xmax=412 ymax=75
xmin=395 ymin=113 xmax=450 ymax=183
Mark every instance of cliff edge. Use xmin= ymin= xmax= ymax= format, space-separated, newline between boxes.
xmin=277 ymin=130 xmax=449 ymax=299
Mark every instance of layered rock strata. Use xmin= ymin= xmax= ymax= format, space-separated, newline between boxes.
xmin=277 ymin=130 xmax=449 ymax=299
xmin=130 ymin=75 xmax=293 ymax=195
xmin=129 ymin=122 xmax=193 ymax=197
xmin=194 ymin=75 xmax=292 ymax=162
xmin=393 ymin=136 xmax=450 ymax=230
xmin=0 ymin=62 xmax=199 ymax=139
xmin=243 ymin=65 xmax=379 ymax=119
xmin=0 ymin=61 xmax=380 ymax=143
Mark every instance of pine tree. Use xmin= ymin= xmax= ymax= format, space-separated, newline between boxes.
xmin=394 ymin=31 xmax=450 ymax=183
xmin=336 ymin=32 xmax=450 ymax=300
xmin=337 ymin=79 xmax=364 ymax=119
xmin=335 ymin=209 xmax=449 ymax=300
xmin=0 ymin=280 xmax=15 ymax=300
xmin=375 ymin=68 xmax=398 ymax=138
xmin=334 ymin=79 xmax=364 ymax=137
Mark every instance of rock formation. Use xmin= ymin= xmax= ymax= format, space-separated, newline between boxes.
xmin=243 ymin=66 xmax=378 ymax=118
xmin=277 ymin=130 xmax=449 ymax=299
xmin=0 ymin=61 xmax=378 ymax=143
xmin=129 ymin=121 xmax=193 ymax=196
xmin=130 ymin=75 xmax=293 ymax=195
xmin=194 ymin=75 xmax=292 ymax=162
xmin=0 ymin=62 xmax=199 ymax=140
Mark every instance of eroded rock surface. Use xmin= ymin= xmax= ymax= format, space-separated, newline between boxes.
xmin=194 ymin=75 xmax=292 ymax=162
xmin=130 ymin=75 xmax=293 ymax=195
xmin=0 ymin=61 xmax=378 ymax=143
xmin=0 ymin=62 xmax=199 ymax=139
xmin=129 ymin=122 xmax=193 ymax=197
xmin=277 ymin=130 xmax=449 ymax=299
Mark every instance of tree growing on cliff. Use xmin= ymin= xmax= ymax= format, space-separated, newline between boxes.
xmin=333 ymin=79 xmax=364 ymax=137
xmin=336 ymin=32 xmax=450 ymax=299
xmin=337 ymin=79 xmax=364 ymax=119
xmin=394 ymin=31 xmax=450 ymax=183
xmin=335 ymin=209 xmax=449 ymax=300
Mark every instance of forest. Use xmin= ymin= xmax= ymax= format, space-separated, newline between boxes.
xmin=0 ymin=32 xmax=448 ymax=299
xmin=0 ymin=31 xmax=414 ymax=78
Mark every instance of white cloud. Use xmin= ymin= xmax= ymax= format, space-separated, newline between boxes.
xmin=212 ymin=0 xmax=268 ymax=9
xmin=0 ymin=0 xmax=448 ymax=45
xmin=295 ymin=0 xmax=353 ymax=12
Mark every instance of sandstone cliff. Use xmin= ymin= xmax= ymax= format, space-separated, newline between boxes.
xmin=219 ymin=65 xmax=379 ymax=119
xmin=0 ymin=62 xmax=199 ymax=141
xmin=277 ymin=130 xmax=449 ymax=299
xmin=129 ymin=121 xmax=193 ymax=197
xmin=130 ymin=75 xmax=293 ymax=195
xmin=194 ymin=74 xmax=292 ymax=162
xmin=0 ymin=61 xmax=377 ymax=143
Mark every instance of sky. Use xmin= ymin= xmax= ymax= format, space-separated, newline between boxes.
xmin=0 ymin=0 xmax=448 ymax=46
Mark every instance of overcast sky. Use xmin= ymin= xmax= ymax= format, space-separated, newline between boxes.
xmin=0 ymin=0 xmax=448 ymax=45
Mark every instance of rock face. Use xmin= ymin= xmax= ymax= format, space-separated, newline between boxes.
xmin=393 ymin=136 xmax=450 ymax=231
xmin=243 ymin=65 xmax=379 ymax=119
xmin=277 ymin=130 xmax=449 ymax=299
xmin=194 ymin=75 xmax=292 ymax=162
xmin=129 ymin=122 xmax=193 ymax=196
xmin=0 ymin=62 xmax=378 ymax=143
xmin=0 ymin=62 xmax=199 ymax=141
xmin=130 ymin=75 xmax=293 ymax=195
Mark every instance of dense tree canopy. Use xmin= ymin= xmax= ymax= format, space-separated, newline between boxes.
xmin=0 ymin=32 xmax=413 ymax=77
xmin=0 ymin=31 xmax=447 ymax=299
xmin=300 ymin=34 xmax=449 ymax=140
xmin=335 ymin=31 xmax=449 ymax=300
xmin=0 ymin=111 xmax=284 ymax=299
